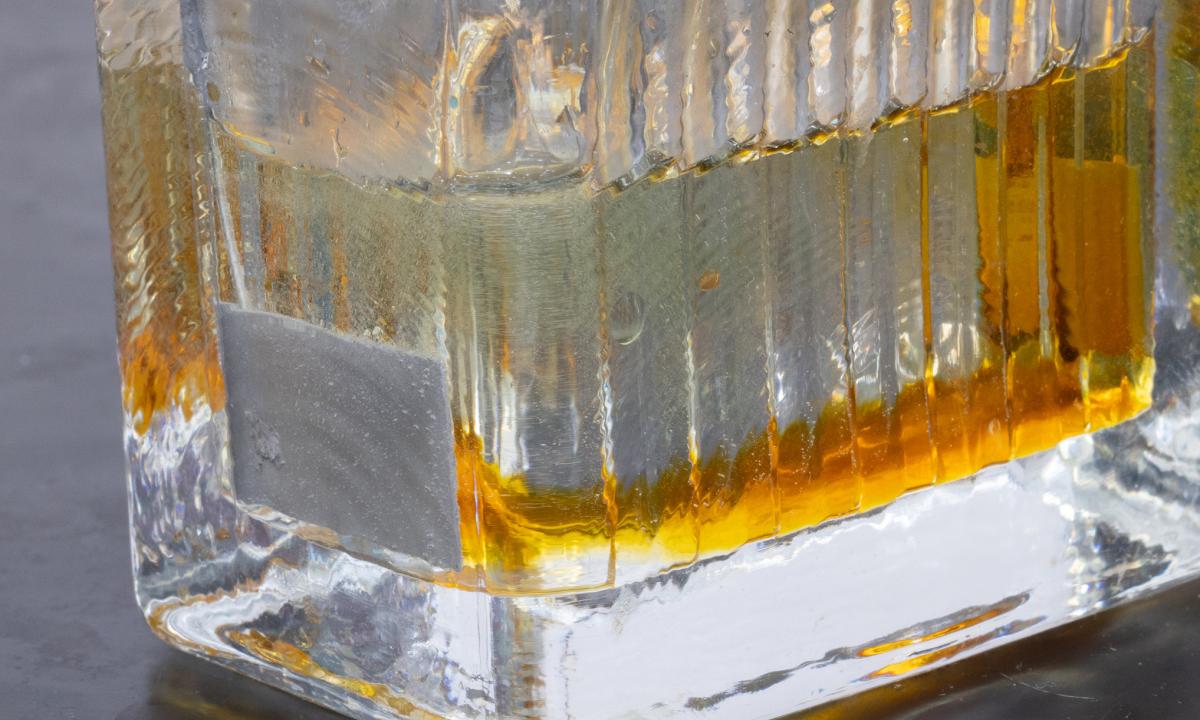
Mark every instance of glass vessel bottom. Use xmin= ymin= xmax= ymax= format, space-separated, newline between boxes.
xmin=133 ymin=309 xmax=1200 ymax=719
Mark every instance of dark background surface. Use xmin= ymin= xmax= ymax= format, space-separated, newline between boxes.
xmin=2 ymin=3 xmax=1200 ymax=719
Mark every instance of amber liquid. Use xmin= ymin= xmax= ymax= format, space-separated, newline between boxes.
xmin=456 ymin=46 xmax=1154 ymax=590
xmin=105 ymin=37 xmax=1153 ymax=592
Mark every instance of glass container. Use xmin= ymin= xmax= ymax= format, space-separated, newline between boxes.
xmin=96 ymin=0 xmax=1200 ymax=717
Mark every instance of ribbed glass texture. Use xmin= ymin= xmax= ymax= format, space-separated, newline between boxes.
xmin=96 ymin=0 xmax=1200 ymax=717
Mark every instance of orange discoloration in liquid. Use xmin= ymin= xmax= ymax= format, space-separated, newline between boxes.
xmin=110 ymin=42 xmax=1153 ymax=594
xmin=452 ymin=46 xmax=1153 ymax=592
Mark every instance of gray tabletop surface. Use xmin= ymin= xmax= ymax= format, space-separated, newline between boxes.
xmin=3 ymin=3 xmax=1200 ymax=719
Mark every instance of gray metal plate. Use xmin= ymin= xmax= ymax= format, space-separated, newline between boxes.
xmin=216 ymin=303 xmax=461 ymax=570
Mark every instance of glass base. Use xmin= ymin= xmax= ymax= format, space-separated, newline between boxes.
xmin=132 ymin=315 xmax=1200 ymax=720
